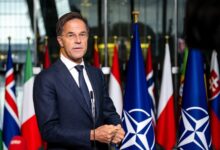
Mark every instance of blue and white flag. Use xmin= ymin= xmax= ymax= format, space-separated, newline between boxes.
xmin=120 ymin=22 xmax=155 ymax=150
xmin=178 ymin=48 xmax=212 ymax=150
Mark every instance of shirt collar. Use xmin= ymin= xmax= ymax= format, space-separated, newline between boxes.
xmin=60 ymin=53 xmax=85 ymax=70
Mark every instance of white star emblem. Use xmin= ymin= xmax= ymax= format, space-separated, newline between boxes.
xmin=178 ymin=107 xmax=212 ymax=149
xmin=121 ymin=109 xmax=155 ymax=150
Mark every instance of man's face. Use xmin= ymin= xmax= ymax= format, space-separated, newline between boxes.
xmin=57 ymin=19 xmax=88 ymax=64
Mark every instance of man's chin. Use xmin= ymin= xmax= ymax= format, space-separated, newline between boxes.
xmin=70 ymin=57 xmax=83 ymax=63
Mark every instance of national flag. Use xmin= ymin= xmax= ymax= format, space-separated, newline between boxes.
xmin=178 ymin=48 xmax=212 ymax=149
xmin=178 ymin=48 xmax=188 ymax=121
xmin=145 ymin=38 xmax=156 ymax=125
xmin=3 ymin=38 xmax=20 ymax=149
xmin=120 ymin=22 xmax=155 ymax=150
xmin=21 ymin=43 xmax=43 ymax=150
xmin=43 ymin=40 xmax=51 ymax=69
xmin=109 ymin=42 xmax=123 ymax=117
xmin=208 ymin=50 xmax=220 ymax=150
xmin=0 ymin=129 xmax=2 ymax=150
xmin=93 ymin=36 xmax=100 ymax=68
xmin=178 ymin=47 xmax=188 ymax=103
xmin=156 ymin=42 xmax=176 ymax=149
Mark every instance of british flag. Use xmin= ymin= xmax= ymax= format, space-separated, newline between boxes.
xmin=209 ymin=50 xmax=220 ymax=150
xmin=2 ymin=38 xmax=20 ymax=149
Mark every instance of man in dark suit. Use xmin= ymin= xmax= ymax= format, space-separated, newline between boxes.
xmin=33 ymin=12 xmax=125 ymax=150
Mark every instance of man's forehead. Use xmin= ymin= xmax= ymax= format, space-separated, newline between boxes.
xmin=63 ymin=19 xmax=87 ymax=31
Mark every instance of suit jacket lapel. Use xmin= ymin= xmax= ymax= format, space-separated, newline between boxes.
xmin=55 ymin=59 xmax=93 ymax=120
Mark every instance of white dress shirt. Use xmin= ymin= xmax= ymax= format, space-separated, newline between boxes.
xmin=60 ymin=54 xmax=94 ymax=95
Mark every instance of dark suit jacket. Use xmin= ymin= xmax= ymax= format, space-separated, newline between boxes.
xmin=33 ymin=59 xmax=121 ymax=150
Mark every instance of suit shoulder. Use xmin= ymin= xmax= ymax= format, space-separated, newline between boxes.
xmin=86 ymin=64 xmax=103 ymax=74
xmin=35 ymin=60 xmax=61 ymax=80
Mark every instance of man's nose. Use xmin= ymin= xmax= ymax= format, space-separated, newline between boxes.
xmin=74 ymin=35 xmax=81 ymax=43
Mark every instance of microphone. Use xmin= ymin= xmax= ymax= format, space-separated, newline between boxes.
xmin=90 ymin=91 xmax=96 ymax=150
xmin=90 ymin=91 xmax=95 ymax=121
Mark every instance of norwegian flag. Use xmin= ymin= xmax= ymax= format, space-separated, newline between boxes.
xmin=2 ymin=39 xmax=20 ymax=149
xmin=145 ymin=40 xmax=156 ymax=125
xmin=209 ymin=50 xmax=220 ymax=150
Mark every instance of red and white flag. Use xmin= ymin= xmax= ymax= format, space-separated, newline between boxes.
xmin=156 ymin=43 xmax=176 ymax=149
xmin=209 ymin=50 xmax=220 ymax=150
xmin=43 ymin=43 xmax=51 ymax=69
xmin=93 ymin=37 xmax=100 ymax=68
xmin=21 ymin=46 xmax=43 ymax=150
xmin=109 ymin=44 xmax=123 ymax=117
xmin=145 ymin=41 xmax=156 ymax=125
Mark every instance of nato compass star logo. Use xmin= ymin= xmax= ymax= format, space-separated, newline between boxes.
xmin=120 ymin=109 xmax=155 ymax=150
xmin=178 ymin=107 xmax=212 ymax=150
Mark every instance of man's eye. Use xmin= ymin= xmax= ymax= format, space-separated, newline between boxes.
xmin=68 ymin=34 xmax=74 ymax=37
xmin=80 ymin=33 xmax=87 ymax=37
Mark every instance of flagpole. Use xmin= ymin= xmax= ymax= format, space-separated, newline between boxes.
xmin=147 ymin=35 xmax=151 ymax=43
xmin=103 ymin=0 xmax=108 ymax=67
xmin=173 ymin=0 xmax=179 ymax=130
xmin=113 ymin=35 xmax=117 ymax=44
xmin=8 ymin=37 xmax=11 ymax=45
xmin=27 ymin=37 xmax=30 ymax=49
xmin=132 ymin=11 xmax=139 ymax=23
xmin=45 ymin=36 xmax=48 ymax=46
xmin=94 ymin=35 xmax=98 ymax=44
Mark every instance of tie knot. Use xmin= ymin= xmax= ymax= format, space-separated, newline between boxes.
xmin=75 ymin=65 xmax=84 ymax=72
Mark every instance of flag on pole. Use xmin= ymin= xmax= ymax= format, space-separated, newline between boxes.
xmin=21 ymin=40 xmax=43 ymax=150
xmin=120 ymin=13 xmax=155 ymax=150
xmin=156 ymin=41 xmax=176 ymax=149
xmin=178 ymin=48 xmax=188 ymax=121
xmin=43 ymin=36 xmax=51 ymax=69
xmin=208 ymin=50 xmax=220 ymax=150
xmin=178 ymin=48 xmax=188 ymax=103
xmin=3 ymin=38 xmax=20 ymax=149
xmin=0 ymin=130 xmax=2 ymax=150
xmin=178 ymin=48 xmax=212 ymax=149
xmin=109 ymin=39 xmax=123 ymax=117
xmin=145 ymin=37 xmax=156 ymax=125
xmin=93 ymin=36 xmax=100 ymax=68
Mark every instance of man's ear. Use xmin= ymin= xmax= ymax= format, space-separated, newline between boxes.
xmin=57 ymin=36 xmax=63 ymax=47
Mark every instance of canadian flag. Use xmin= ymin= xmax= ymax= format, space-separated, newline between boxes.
xmin=156 ymin=43 xmax=176 ymax=149
xmin=108 ymin=43 xmax=123 ymax=117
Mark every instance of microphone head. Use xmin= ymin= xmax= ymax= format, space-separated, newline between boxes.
xmin=8 ymin=136 xmax=27 ymax=150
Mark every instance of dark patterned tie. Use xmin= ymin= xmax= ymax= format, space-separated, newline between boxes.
xmin=75 ymin=65 xmax=91 ymax=110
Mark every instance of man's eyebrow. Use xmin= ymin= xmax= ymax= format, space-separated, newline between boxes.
xmin=80 ymin=31 xmax=88 ymax=34
xmin=66 ymin=32 xmax=74 ymax=34
xmin=66 ymin=31 xmax=87 ymax=34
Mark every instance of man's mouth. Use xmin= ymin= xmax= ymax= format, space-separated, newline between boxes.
xmin=72 ymin=47 xmax=83 ymax=50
